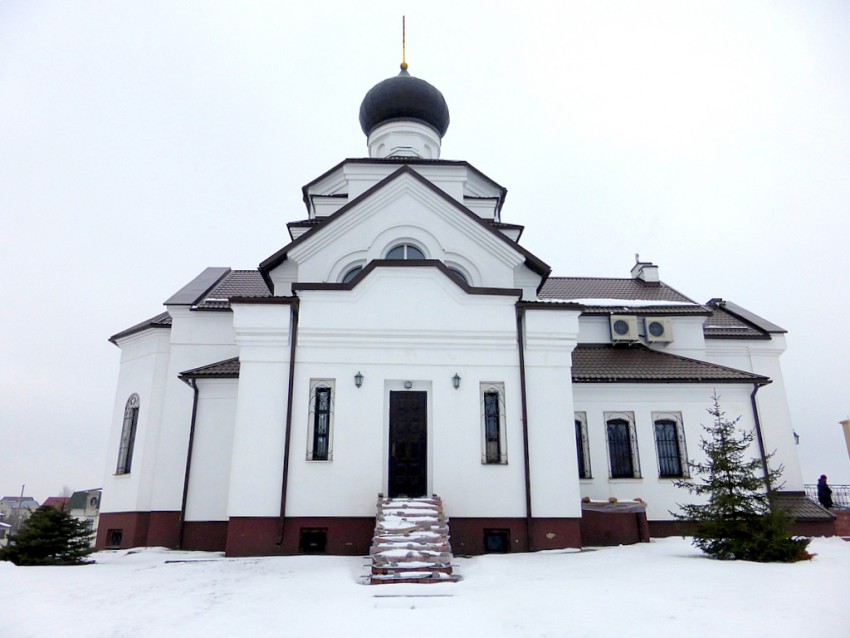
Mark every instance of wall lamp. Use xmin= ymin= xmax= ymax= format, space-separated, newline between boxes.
xmin=354 ymin=371 xmax=363 ymax=388
xmin=452 ymin=373 xmax=461 ymax=389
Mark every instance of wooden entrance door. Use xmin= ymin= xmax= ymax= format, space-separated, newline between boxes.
xmin=388 ymin=391 xmax=427 ymax=498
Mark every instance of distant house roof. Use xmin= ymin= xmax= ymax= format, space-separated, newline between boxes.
xmin=0 ymin=497 xmax=38 ymax=508
xmin=571 ymin=344 xmax=770 ymax=384
xmin=42 ymin=497 xmax=71 ymax=511
xmin=539 ymin=277 xmax=707 ymax=315
xmin=68 ymin=489 xmax=101 ymax=511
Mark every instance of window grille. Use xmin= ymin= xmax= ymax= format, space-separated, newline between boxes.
xmin=575 ymin=413 xmax=591 ymax=479
xmin=484 ymin=391 xmax=500 ymax=464
xmin=653 ymin=415 xmax=688 ymax=478
xmin=606 ymin=416 xmax=640 ymax=478
xmin=116 ymin=394 xmax=139 ymax=474
xmin=313 ymin=387 xmax=331 ymax=461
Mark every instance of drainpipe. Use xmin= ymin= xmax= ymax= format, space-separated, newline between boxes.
xmin=515 ymin=305 xmax=533 ymax=551
xmin=277 ymin=299 xmax=300 ymax=548
xmin=178 ymin=378 xmax=200 ymax=549
xmin=750 ymin=384 xmax=772 ymax=492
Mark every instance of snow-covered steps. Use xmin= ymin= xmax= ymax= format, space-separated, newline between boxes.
xmin=369 ymin=495 xmax=459 ymax=585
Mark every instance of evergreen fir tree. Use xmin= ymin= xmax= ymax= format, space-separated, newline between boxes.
xmin=0 ymin=505 xmax=94 ymax=566
xmin=673 ymin=394 xmax=811 ymax=562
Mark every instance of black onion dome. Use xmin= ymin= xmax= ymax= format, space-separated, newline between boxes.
xmin=359 ymin=67 xmax=450 ymax=138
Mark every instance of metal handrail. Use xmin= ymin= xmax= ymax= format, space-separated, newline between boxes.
xmin=804 ymin=483 xmax=850 ymax=509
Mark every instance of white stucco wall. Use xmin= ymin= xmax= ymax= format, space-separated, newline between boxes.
xmin=574 ymin=383 xmax=760 ymax=521
xmin=705 ymin=336 xmax=803 ymax=490
xmin=184 ymin=378 xmax=238 ymax=522
xmin=101 ymin=328 xmax=171 ymax=514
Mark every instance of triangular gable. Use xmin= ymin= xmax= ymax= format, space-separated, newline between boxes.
xmin=260 ymin=165 xmax=549 ymax=291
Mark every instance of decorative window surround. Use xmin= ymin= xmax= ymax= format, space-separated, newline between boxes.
xmin=653 ymin=412 xmax=689 ymax=478
xmin=307 ymin=379 xmax=335 ymax=461
xmin=574 ymin=412 xmax=591 ymax=479
xmin=116 ymin=394 xmax=139 ymax=475
xmin=605 ymin=411 xmax=641 ymax=479
xmin=480 ymin=382 xmax=507 ymax=464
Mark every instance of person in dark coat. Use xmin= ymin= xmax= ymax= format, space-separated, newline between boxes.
xmin=817 ymin=475 xmax=833 ymax=509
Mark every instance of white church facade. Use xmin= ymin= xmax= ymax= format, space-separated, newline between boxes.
xmin=97 ymin=63 xmax=815 ymax=556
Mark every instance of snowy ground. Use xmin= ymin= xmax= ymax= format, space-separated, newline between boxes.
xmin=2 ymin=537 xmax=847 ymax=638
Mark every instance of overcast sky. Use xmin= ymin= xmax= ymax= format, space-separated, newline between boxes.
xmin=2 ymin=1 xmax=849 ymax=503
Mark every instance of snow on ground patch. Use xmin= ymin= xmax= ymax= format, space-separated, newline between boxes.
xmin=0 ymin=537 xmax=847 ymax=638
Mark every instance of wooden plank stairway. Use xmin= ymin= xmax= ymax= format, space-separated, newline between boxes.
xmin=369 ymin=494 xmax=459 ymax=585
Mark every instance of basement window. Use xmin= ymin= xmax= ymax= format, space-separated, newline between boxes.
xmin=483 ymin=529 xmax=510 ymax=553
xmin=106 ymin=529 xmax=123 ymax=549
xmin=299 ymin=528 xmax=328 ymax=554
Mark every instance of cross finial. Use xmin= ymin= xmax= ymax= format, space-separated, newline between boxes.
xmin=401 ymin=16 xmax=408 ymax=70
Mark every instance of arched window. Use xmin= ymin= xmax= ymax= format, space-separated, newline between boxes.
xmin=116 ymin=394 xmax=139 ymax=474
xmin=653 ymin=412 xmax=688 ymax=478
xmin=448 ymin=267 xmax=469 ymax=285
xmin=605 ymin=412 xmax=640 ymax=478
xmin=341 ymin=265 xmax=363 ymax=284
xmin=385 ymin=244 xmax=425 ymax=260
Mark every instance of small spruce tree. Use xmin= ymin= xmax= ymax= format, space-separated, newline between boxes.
xmin=0 ymin=505 xmax=94 ymax=566
xmin=673 ymin=394 xmax=811 ymax=562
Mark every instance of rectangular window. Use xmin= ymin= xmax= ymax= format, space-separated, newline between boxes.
xmin=653 ymin=413 xmax=688 ymax=478
xmin=106 ymin=528 xmax=123 ymax=548
xmin=575 ymin=412 xmax=591 ymax=479
xmin=480 ymin=383 xmax=507 ymax=464
xmin=483 ymin=529 xmax=510 ymax=553
xmin=307 ymin=380 xmax=335 ymax=461
xmin=605 ymin=412 xmax=640 ymax=479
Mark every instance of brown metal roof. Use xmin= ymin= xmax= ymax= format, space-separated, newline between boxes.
xmin=179 ymin=357 xmax=241 ymax=380
xmin=703 ymin=298 xmax=784 ymax=339
xmin=771 ymin=492 xmax=836 ymax=522
xmin=703 ymin=300 xmax=770 ymax=339
xmin=571 ymin=344 xmax=769 ymax=384
xmin=193 ymin=270 xmax=271 ymax=309
xmin=540 ymin=277 xmax=706 ymax=315
xmin=109 ymin=311 xmax=172 ymax=345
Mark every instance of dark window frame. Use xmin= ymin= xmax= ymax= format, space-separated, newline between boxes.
xmin=116 ymin=394 xmax=139 ymax=475
xmin=605 ymin=412 xmax=641 ymax=479
xmin=653 ymin=413 xmax=688 ymax=478
xmin=575 ymin=412 xmax=591 ymax=479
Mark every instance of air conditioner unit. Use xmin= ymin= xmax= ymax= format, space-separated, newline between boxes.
xmin=645 ymin=317 xmax=674 ymax=343
xmin=610 ymin=315 xmax=639 ymax=342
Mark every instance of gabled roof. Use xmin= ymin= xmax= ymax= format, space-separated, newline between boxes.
xmin=260 ymin=165 xmax=550 ymax=292
xmin=164 ymin=267 xmax=231 ymax=305
xmin=571 ymin=344 xmax=770 ymax=384
xmin=540 ymin=277 xmax=707 ymax=315
xmin=109 ymin=311 xmax=172 ymax=345
xmin=704 ymin=298 xmax=785 ymax=339
xmin=42 ymin=497 xmax=70 ymax=511
xmin=179 ymin=357 xmax=241 ymax=382
xmin=300 ymin=157 xmax=508 ymax=214
xmin=192 ymin=270 xmax=270 ymax=309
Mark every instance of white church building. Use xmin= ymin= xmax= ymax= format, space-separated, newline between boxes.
xmin=97 ymin=62 xmax=816 ymax=556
